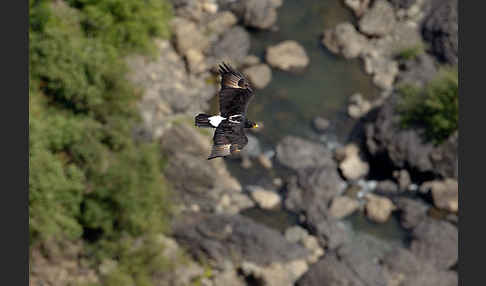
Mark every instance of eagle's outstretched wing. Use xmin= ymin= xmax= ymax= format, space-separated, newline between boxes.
xmin=218 ymin=63 xmax=255 ymax=117
xmin=208 ymin=120 xmax=248 ymax=160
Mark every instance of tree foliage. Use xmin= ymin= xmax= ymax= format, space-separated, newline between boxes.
xmin=30 ymin=0 xmax=174 ymax=284
xmin=397 ymin=66 xmax=459 ymax=144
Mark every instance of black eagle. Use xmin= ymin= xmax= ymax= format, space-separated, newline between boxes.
xmin=195 ymin=63 xmax=258 ymax=160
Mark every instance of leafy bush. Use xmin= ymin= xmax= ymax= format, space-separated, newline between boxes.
xmin=397 ymin=66 xmax=458 ymax=144
xmin=395 ymin=44 xmax=425 ymax=61
xmin=30 ymin=0 xmax=175 ymax=284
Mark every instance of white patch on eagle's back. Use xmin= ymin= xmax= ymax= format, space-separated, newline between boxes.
xmin=209 ymin=115 xmax=226 ymax=127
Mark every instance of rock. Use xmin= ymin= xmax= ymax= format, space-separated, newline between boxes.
xmin=240 ymin=259 xmax=309 ymax=286
xmin=285 ymin=226 xmax=309 ymax=244
xmin=243 ymin=64 xmax=272 ymax=89
xmin=395 ymin=53 xmax=438 ymax=88
xmin=365 ymin=94 xmax=458 ymax=179
xmin=257 ymin=154 xmax=273 ymax=169
xmin=126 ymin=40 xmax=216 ymax=140
xmin=335 ymin=144 xmax=369 ymax=181
xmin=284 ymin=226 xmax=324 ymax=263
xmin=284 ymin=172 xmax=350 ymax=250
xmin=171 ymin=17 xmax=210 ymax=55
xmin=240 ymin=134 xmax=262 ymax=158
xmin=185 ymin=49 xmax=207 ymax=74
xmin=375 ymin=180 xmax=399 ymax=194
xmin=212 ymin=269 xmax=246 ymax=286
xmin=395 ymin=197 xmax=428 ymax=229
xmin=322 ymin=22 xmax=369 ymax=59
xmin=243 ymin=54 xmax=261 ymax=66
xmin=266 ymin=41 xmax=310 ymax=71
xmin=425 ymin=178 xmax=458 ymax=213
xmin=173 ymin=213 xmax=310 ymax=265
xmin=204 ymin=11 xmax=238 ymax=37
xmin=248 ymin=186 xmax=281 ymax=209
xmin=329 ymin=196 xmax=360 ymax=219
xmin=422 ymin=0 xmax=458 ymax=65
xmin=336 ymin=234 xmax=395 ymax=286
xmin=410 ymin=218 xmax=458 ymax=269
xmin=383 ymin=248 xmax=458 ymax=286
xmin=365 ymin=193 xmax=396 ymax=223
xmin=344 ymin=0 xmax=371 ymax=17
xmin=348 ymin=93 xmax=372 ymax=118
xmin=359 ymin=0 xmax=396 ymax=36
xmin=208 ymin=26 xmax=251 ymax=65
xmin=276 ymin=136 xmax=334 ymax=171
xmin=364 ymin=55 xmax=399 ymax=90
xmin=296 ymin=254 xmax=365 ymax=286
xmin=160 ymin=123 xmax=243 ymax=212
xmin=312 ymin=117 xmax=330 ymax=132
xmin=202 ymin=1 xmax=218 ymax=14
xmin=393 ymin=169 xmax=411 ymax=191
xmin=389 ymin=0 xmax=417 ymax=9
xmin=218 ymin=0 xmax=281 ymax=30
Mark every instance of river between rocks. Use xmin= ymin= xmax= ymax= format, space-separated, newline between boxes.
xmin=222 ymin=0 xmax=410 ymax=247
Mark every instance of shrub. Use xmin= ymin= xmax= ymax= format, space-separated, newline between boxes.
xmin=395 ymin=44 xmax=425 ymax=61
xmin=29 ymin=0 xmax=175 ymax=284
xmin=397 ymin=66 xmax=458 ymax=144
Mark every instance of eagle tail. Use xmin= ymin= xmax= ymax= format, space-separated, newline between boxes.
xmin=195 ymin=113 xmax=213 ymax=128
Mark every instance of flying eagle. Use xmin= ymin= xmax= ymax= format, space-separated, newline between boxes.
xmin=195 ymin=63 xmax=258 ymax=160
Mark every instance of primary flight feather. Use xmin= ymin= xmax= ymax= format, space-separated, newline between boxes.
xmin=194 ymin=63 xmax=258 ymax=160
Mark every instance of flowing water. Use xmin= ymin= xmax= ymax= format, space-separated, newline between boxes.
xmin=222 ymin=0 xmax=408 ymax=246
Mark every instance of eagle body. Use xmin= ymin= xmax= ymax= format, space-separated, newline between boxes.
xmin=194 ymin=63 xmax=258 ymax=160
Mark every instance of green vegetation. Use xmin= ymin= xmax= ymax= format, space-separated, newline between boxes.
xmin=29 ymin=0 xmax=174 ymax=284
xmin=395 ymin=44 xmax=425 ymax=61
xmin=397 ymin=66 xmax=459 ymax=144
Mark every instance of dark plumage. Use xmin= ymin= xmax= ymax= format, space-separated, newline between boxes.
xmin=194 ymin=62 xmax=258 ymax=160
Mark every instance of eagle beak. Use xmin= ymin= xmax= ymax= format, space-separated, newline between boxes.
xmin=254 ymin=124 xmax=259 ymax=128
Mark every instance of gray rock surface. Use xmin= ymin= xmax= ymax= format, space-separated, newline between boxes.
xmin=359 ymin=0 xmax=396 ymax=36
xmin=126 ymin=40 xmax=216 ymax=140
xmin=296 ymin=254 xmax=364 ymax=286
xmin=172 ymin=213 xmax=310 ymax=265
xmin=208 ymin=26 xmax=251 ymax=65
xmin=365 ymin=94 xmax=458 ymax=179
xmin=422 ymin=0 xmax=458 ymax=65
xmin=217 ymin=0 xmax=281 ymax=29
xmin=395 ymin=197 xmax=428 ymax=229
xmin=276 ymin=136 xmax=334 ymax=171
xmin=410 ymin=218 xmax=458 ymax=270
xmin=383 ymin=248 xmax=458 ymax=286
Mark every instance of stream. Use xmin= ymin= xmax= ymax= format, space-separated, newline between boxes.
xmin=223 ymin=0 xmax=409 ymax=247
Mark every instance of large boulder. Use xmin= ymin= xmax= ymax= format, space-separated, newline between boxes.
xmin=335 ymin=143 xmax=370 ymax=181
xmin=365 ymin=94 xmax=458 ymax=179
xmin=421 ymin=178 xmax=458 ymax=213
xmin=126 ymin=40 xmax=216 ymax=140
xmin=296 ymin=254 xmax=364 ymax=286
xmin=359 ymin=0 xmax=396 ymax=36
xmin=410 ymin=218 xmax=458 ymax=270
xmin=172 ymin=213 xmax=310 ymax=265
xmin=322 ymin=22 xmax=369 ymax=59
xmin=329 ymin=196 xmax=360 ymax=219
xmin=217 ymin=0 xmax=281 ymax=29
xmin=422 ymin=0 xmax=458 ymax=65
xmin=365 ymin=193 xmax=396 ymax=223
xmin=383 ymin=248 xmax=458 ymax=286
xmin=276 ymin=136 xmax=334 ymax=171
xmin=395 ymin=197 xmax=429 ymax=229
xmin=160 ymin=123 xmax=244 ymax=213
xmin=208 ymin=26 xmax=251 ymax=65
xmin=266 ymin=41 xmax=310 ymax=71
xmin=242 ymin=64 xmax=272 ymax=89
